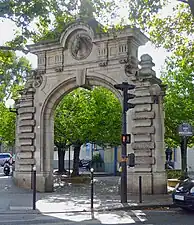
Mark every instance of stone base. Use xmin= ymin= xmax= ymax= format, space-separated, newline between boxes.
xmin=13 ymin=171 xmax=54 ymax=192
xmin=127 ymin=171 xmax=167 ymax=194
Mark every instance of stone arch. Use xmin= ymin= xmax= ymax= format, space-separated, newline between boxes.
xmin=60 ymin=22 xmax=95 ymax=49
xmin=14 ymin=20 xmax=167 ymax=194
xmin=40 ymin=76 xmax=122 ymax=191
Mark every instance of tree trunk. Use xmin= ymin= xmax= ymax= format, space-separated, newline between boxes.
xmin=58 ymin=147 xmax=66 ymax=173
xmin=72 ymin=144 xmax=81 ymax=177
xmin=180 ymin=137 xmax=188 ymax=179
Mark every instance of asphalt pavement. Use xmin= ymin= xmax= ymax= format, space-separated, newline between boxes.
xmin=0 ymin=208 xmax=194 ymax=225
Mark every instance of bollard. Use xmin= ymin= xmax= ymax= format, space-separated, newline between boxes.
xmin=68 ymin=146 xmax=71 ymax=177
xmin=32 ymin=165 xmax=36 ymax=210
xmin=90 ymin=168 xmax=94 ymax=210
xmin=139 ymin=176 xmax=142 ymax=203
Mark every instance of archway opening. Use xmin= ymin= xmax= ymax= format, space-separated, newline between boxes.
xmin=52 ymin=86 xmax=122 ymax=190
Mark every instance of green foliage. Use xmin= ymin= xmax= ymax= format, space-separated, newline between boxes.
xmin=0 ymin=0 xmax=119 ymax=48
xmin=0 ymin=50 xmax=31 ymax=101
xmin=0 ymin=102 xmax=16 ymax=146
xmin=0 ymin=50 xmax=31 ymax=146
xmin=161 ymin=43 xmax=194 ymax=147
xmin=128 ymin=1 xmax=194 ymax=53
xmin=54 ymin=87 xmax=122 ymax=147
xmin=166 ymin=169 xmax=183 ymax=179
xmin=93 ymin=152 xmax=103 ymax=163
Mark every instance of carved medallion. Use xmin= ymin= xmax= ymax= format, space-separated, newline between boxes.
xmin=70 ymin=33 xmax=93 ymax=60
xmin=32 ymin=69 xmax=44 ymax=88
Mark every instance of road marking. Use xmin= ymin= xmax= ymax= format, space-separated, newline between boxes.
xmin=132 ymin=210 xmax=147 ymax=222
xmin=9 ymin=206 xmax=32 ymax=210
xmin=42 ymin=210 xmax=148 ymax=224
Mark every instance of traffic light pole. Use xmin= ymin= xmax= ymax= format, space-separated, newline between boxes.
xmin=121 ymin=89 xmax=128 ymax=203
xmin=114 ymin=82 xmax=135 ymax=204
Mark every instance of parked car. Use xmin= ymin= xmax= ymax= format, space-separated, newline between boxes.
xmin=0 ymin=153 xmax=12 ymax=166
xmin=172 ymin=177 xmax=194 ymax=210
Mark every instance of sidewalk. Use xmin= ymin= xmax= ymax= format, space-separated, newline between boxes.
xmin=0 ymin=175 xmax=175 ymax=214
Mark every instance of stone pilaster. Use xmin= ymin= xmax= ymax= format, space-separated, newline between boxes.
xmin=127 ymin=54 xmax=167 ymax=194
xmin=13 ymin=77 xmax=36 ymax=189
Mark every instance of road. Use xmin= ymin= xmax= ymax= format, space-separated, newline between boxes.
xmin=0 ymin=168 xmax=194 ymax=224
xmin=0 ymin=208 xmax=194 ymax=225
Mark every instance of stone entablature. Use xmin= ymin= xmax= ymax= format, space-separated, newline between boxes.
xmin=28 ymin=21 xmax=147 ymax=73
xmin=14 ymin=19 xmax=167 ymax=194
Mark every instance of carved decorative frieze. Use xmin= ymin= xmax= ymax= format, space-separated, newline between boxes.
xmin=32 ymin=69 xmax=44 ymax=88
xmin=99 ymin=61 xmax=108 ymax=67
xmin=125 ymin=56 xmax=138 ymax=76
xmin=38 ymin=56 xmax=45 ymax=65
xmin=55 ymin=66 xmax=63 ymax=72
xmin=118 ymin=44 xmax=127 ymax=54
xmin=119 ymin=58 xmax=128 ymax=64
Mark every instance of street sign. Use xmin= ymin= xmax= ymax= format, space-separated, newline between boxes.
xmin=178 ymin=123 xmax=193 ymax=137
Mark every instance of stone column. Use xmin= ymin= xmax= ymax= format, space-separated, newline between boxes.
xmin=127 ymin=54 xmax=167 ymax=194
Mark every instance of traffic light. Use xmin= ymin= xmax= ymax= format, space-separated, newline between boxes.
xmin=128 ymin=153 xmax=135 ymax=167
xmin=122 ymin=134 xmax=131 ymax=144
xmin=114 ymin=82 xmax=135 ymax=112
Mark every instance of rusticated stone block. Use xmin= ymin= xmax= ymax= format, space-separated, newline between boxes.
xmin=19 ymin=113 xmax=33 ymax=120
xmin=20 ymin=126 xmax=33 ymax=133
xmin=17 ymin=152 xmax=32 ymax=159
xmin=134 ymin=149 xmax=152 ymax=156
xmin=18 ymin=107 xmax=35 ymax=114
xmin=134 ymin=134 xmax=151 ymax=142
xmin=135 ymin=89 xmax=151 ymax=97
xmin=17 ymin=159 xmax=35 ymax=165
xmin=18 ymin=133 xmax=35 ymax=139
xmin=20 ymin=139 xmax=33 ymax=146
xmin=132 ymin=126 xmax=155 ymax=134
xmin=134 ymin=104 xmax=152 ymax=112
xmin=132 ymin=142 xmax=155 ymax=149
xmin=135 ymin=81 xmax=151 ymax=88
xmin=132 ymin=111 xmax=155 ymax=120
xmin=134 ymin=119 xmax=152 ymax=127
xmin=131 ymin=96 xmax=153 ymax=105
xmin=136 ymin=156 xmax=155 ymax=165
xmin=15 ymin=165 xmax=32 ymax=172
xmin=20 ymin=100 xmax=33 ymax=108
xmin=133 ymin=164 xmax=152 ymax=172
xmin=19 ymin=120 xmax=35 ymax=126
xmin=20 ymin=146 xmax=35 ymax=152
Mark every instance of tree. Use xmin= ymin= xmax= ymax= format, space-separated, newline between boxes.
xmin=161 ymin=44 xmax=194 ymax=177
xmin=0 ymin=0 xmax=118 ymax=51
xmin=0 ymin=102 xmax=16 ymax=147
xmin=0 ymin=50 xmax=31 ymax=150
xmin=128 ymin=1 xmax=193 ymax=53
xmin=54 ymin=87 xmax=122 ymax=176
xmin=0 ymin=50 xmax=31 ymax=102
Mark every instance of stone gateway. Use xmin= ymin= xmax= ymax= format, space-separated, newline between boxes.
xmin=13 ymin=19 xmax=167 ymax=194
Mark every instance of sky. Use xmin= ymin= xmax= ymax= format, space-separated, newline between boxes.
xmin=0 ymin=1 xmax=177 ymax=77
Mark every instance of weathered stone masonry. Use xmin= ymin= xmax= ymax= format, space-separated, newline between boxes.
xmin=13 ymin=19 xmax=167 ymax=194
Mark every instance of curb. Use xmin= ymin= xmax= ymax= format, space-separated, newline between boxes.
xmin=0 ymin=203 xmax=178 ymax=215
xmin=99 ymin=203 xmax=178 ymax=212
